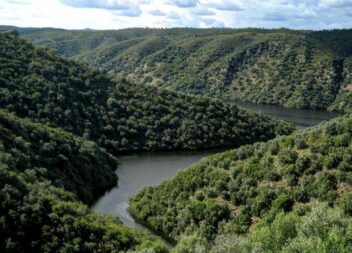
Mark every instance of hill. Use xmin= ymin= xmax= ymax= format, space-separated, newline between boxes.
xmin=0 ymin=110 xmax=116 ymax=204
xmin=6 ymin=26 xmax=352 ymax=112
xmin=0 ymin=30 xmax=294 ymax=154
xmin=130 ymin=113 xmax=352 ymax=252
xmin=0 ymin=110 xmax=167 ymax=252
xmin=0 ymin=30 xmax=297 ymax=252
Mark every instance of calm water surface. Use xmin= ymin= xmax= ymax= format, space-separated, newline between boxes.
xmin=92 ymin=102 xmax=339 ymax=235
xmin=92 ymin=151 xmax=213 ymax=231
xmin=233 ymin=101 xmax=339 ymax=129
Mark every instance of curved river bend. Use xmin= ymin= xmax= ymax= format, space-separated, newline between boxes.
xmin=92 ymin=151 xmax=213 ymax=231
xmin=92 ymin=103 xmax=339 ymax=236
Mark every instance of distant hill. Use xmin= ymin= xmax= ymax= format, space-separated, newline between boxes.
xmin=0 ymin=30 xmax=294 ymax=155
xmin=1 ymin=27 xmax=351 ymax=252
xmin=4 ymin=26 xmax=352 ymax=111
xmin=0 ymin=30 xmax=295 ymax=251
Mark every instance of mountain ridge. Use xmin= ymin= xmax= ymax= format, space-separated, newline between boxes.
xmin=0 ymin=29 xmax=296 ymax=252
xmin=4 ymin=26 xmax=352 ymax=111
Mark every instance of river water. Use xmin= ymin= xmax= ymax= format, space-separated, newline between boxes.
xmin=92 ymin=151 xmax=213 ymax=231
xmin=92 ymin=102 xmax=339 ymax=234
xmin=233 ymin=101 xmax=338 ymax=129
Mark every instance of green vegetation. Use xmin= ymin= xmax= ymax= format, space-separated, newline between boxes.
xmin=3 ymin=25 xmax=352 ymax=253
xmin=0 ymin=110 xmax=167 ymax=252
xmin=130 ymin=114 xmax=352 ymax=251
xmin=0 ymin=30 xmax=298 ymax=252
xmin=7 ymin=26 xmax=352 ymax=111
xmin=0 ymin=30 xmax=294 ymax=154
xmin=208 ymin=202 xmax=352 ymax=253
xmin=0 ymin=110 xmax=116 ymax=204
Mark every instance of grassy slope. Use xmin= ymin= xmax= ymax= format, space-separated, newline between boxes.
xmin=130 ymin=113 xmax=352 ymax=251
xmin=6 ymin=26 xmax=352 ymax=111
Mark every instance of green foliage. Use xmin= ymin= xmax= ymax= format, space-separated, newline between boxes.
xmin=279 ymin=148 xmax=298 ymax=165
xmin=10 ymin=26 xmax=352 ymax=111
xmin=130 ymin=114 xmax=352 ymax=250
xmin=0 ymin=29 xmax=297 ymax=253
xmin=0 ymin=110 xmax=117 ymax=204
xmin=243 ymin=203 xmax=352 ymax=253
xmin=3 ymin=27 xmax=352 ymax=252
xmin=0 ymin=30 xmax=294 ymax=154
xmin=0 ymin=111 xmax=167 ymax=253
xmin=0 ymin=170 xmax=167 ymax=253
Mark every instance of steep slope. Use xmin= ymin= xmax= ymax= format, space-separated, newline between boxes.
xmin=0 ymin=110 xmax=167 ymax=253
xmin=7 ymin=26 xmax=352 ymax=111
xmin=0 ymin=30 xmax=297 ymax=253
xmin=0 ymin=30 xmax=295 ymax=154
xmin=130 ymin=114 xmax=352 ymax=251
xmin=0 ymin=110 xmax=116 ymax=204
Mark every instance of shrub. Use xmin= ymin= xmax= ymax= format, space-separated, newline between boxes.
xmin=279 ymin=148 xmax=298 ymax=165
xmin=295 ymin=137 xmax=308 ymax=149
xmin=295 ymin=155 xmax=311 ymax=174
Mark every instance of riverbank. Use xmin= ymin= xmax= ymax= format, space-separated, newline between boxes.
xmin=91 ymin=101 xmax=340 ymax=247
xmin=128 ymin=208 xmax=177 ymax=246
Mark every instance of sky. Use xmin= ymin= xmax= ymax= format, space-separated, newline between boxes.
xmin=1 ymin=0 xmax=352 ymax=30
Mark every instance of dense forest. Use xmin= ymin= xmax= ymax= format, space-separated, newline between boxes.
xmin=5 ymin=26 xmax=352 ymax=111
xmin=0 ymin=30 xmax=298 ymax=252
xmin=0 ymin=30 xmax=294 ymax=154
xmin=130 ymin=114 xmax=352 ymax=252
xmin=0 ymin=110 xmax=167 ymax=252
xmin=2 ymin=24 xmax=352 ymax=253
xmin=0 ymin=110 xmax=117 ymax=204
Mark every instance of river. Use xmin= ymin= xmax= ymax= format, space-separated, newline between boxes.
xmin=92 ymin=102 xmax=339 ymax=236
xmin=92 ymin=151 xmax=213 ymax=231
xmin=233 ymin=101 xmax=338 ymax=130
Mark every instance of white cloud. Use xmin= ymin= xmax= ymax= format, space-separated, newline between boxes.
xmin=206 ymin=1 xmax=243 ymax=11
xmin=191 ymin=6 xmax=215 ymax=16
xmin=114 ymin=6 xmax=142 ymax=16
xmin=170 ymin=0 xmax=198 ymax=8
xmin=149 ymin=9 xmax=167 ymax=16
xmin=0 ymin=0 xmax=352 ymax=29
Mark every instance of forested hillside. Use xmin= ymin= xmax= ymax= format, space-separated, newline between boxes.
xmin=0 ymin=110 xmax=116 ymax=204
xmin=0 ymin=110 xmax=167 ymax=252
xmin=0 ymin=30 xmax=298 ymax=252
xmin=0 ymin=30 xmax=294 ymax=154
xmin=130 ymin=114 xmax=352 ymax=252
xmin=6 ymin=26 xmax=352 ymax=111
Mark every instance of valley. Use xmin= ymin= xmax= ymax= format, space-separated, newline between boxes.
xmin=130 ymin=113 xmax=352 ymax=252
xmin=4 ymin=26 xmax=352 ymax=112
xmin=92 ymin=102 xmax=338 ymax=244
xmin=0 ymin=30 xmax=294 ymax=252
xmin=0 ymin=25 xmax=351 ymax=253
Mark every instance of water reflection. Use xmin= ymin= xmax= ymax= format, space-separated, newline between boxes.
xmin=92 ymin=151 xmax=213 ymax=230
xmin=92 ymin=102 xmax=339 ymax=239
xmin=233 ymin=101 xmax=339 ymax=129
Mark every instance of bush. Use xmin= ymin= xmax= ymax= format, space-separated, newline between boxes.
xmin=295 ymin=137 xmax=308 ymax=149
xmin=325 ymin=153 xmax=342 ymax=169
xmin=279 ymin=149 xmax=298 ymax=165
xmin=315 ymin=172 xmax=338 ymax=202
xmin=195 ymin=191 xmax=205 ymax=201
xmin=295 ymin=155 xmax=311 ymax=174
xmin=272 ymin=194 xmax=293 ymax=212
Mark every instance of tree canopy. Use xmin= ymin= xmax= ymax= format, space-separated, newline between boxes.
xmin=8 ymin=26 xmax=352 ymax=111
xmin=0 ymin=30 xmax=294 ymax=155
xmin=130 ymin=114 xmax=352 ymax=251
